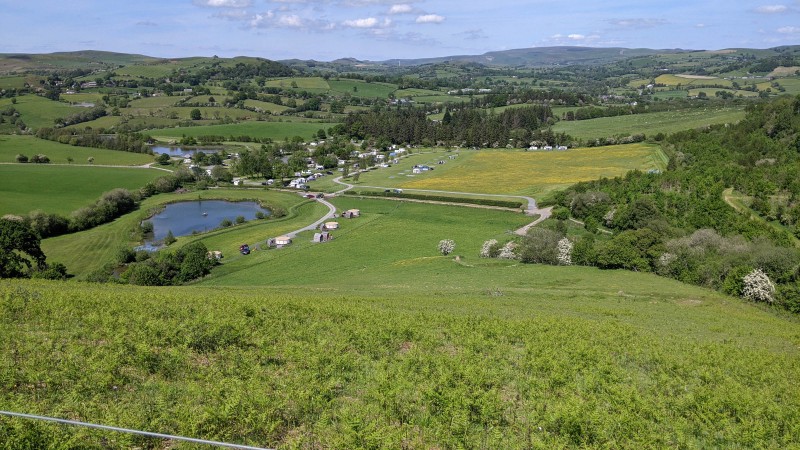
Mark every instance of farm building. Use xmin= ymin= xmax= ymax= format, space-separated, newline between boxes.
xmin=312 ymin=232 xmax=333 ymax=243
xmin=323 ymin=221 xmax=339 ymax=230
xmin=342 ymin=209 xmax=360 ymax=219
xmin=274 ymin=236 xmax=292 ymax=247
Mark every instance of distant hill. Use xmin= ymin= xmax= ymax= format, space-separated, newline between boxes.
xmin=378 ymin=46 xmax=690 ymax=67
xmin=0 ymin=50 xmax=158 ymax=74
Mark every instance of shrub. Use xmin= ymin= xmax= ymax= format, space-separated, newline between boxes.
xmin=557 ymin=238 xmax=573 ymax=266
xmin=235 ymin=216 xmax=246 ymax=224
xmin=15 ymin=154 xmax=28 ymax=163
xmin=742 ymin=268 xmax=775 ymax=303
xmin=498 ymin=241 xmax=518 ymax=260
xmin=438 ymin=239 xmax=455 ymax=256
xmin=519 ymin=228 xmax=561 ymax=264
xmin=164 ymin=230 xmax=177 ymax=246
xmin=220 ymin=219 xmax=233 ymax=228
xmin=255 ymin=211 xmax=265 ymax=220
xmin=480 ymin=239 xmax=500 ymax=258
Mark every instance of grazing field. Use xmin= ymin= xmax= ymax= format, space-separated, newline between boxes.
xmin=202 ymin=197 xmax=531 ymax=286
xmin=114 ymin=64 xmax=176 ymax=79
xmin=264 ymin=77 xmax=330 ymax=90
xmin=552 ymin=107 xmax=746 ymax=140
xmin=0 ymin=95 xmax=79 ymax=129
xmin=655 ymin=74 xmax=734 ymax=87
xmin=328 ymin=79 xmax=398 ymax=98
xmin=243 ymin=99 xmax=290 ymax=113
xmin=41 ymin=190 xmax=314 ymax=277
xmin=150 ymin=121 xmax=339 ymax=141
xmin=127 ymin=96 xmax=184 ymax=108
xmin=0 ymin=135 xmax=153 ymax=165
xmin=2 ymin=265 xmax=799 ymax=448
xmin=688 ymin=88 xmax=758 ymax=98
xmin=0 ymin=165 xmax=164 ymax=215
xmin=351 ymin=144 xmax=665 ymax=198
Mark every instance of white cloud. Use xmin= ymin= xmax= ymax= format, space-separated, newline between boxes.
xmin=756 ymin=5 xmax=789 ymax=13
xmin=342 ymin=17 xmax=391 ymax=28
xmin=777 ymin=26 xmax=800 ymax=33
xmin=695 ymin=23 xmax=706 ymax=28
xmin=388 ymin=4 xmax=413 ymax=14
xmin=416 ymin=14 xmax=444 ymax=24
xmin=194 ymin=0 xmax=252 ymax=7
xmin=606 ymin=18 xmax=667 ymax=29
xmin=278 ymin=14 xmax=304 ymax=27
xmin=567 ymin=34 xmax=586 ymax=40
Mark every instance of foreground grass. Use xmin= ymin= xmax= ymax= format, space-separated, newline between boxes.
xmin=0 ymin=135 xmax=154 ymax=166
xmin=552 ymin=107 xmax=746 ymax=140
xmin=0 ymin=165 xmax=164 ymax=215
xmin=1 ymin=275 xmax=798 ymax=449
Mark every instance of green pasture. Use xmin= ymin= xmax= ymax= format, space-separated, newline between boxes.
xmin=60 ymin=93 xmax=104 ymax=104
xmin=202 ymin=197 xmax=532 ymax=287
xmin=328 ymin=79 xmax=397 ymax=98
xmin=0 ymin=164 xmax=164 ymax=216
xmin=127 ymin=96 xmax=184 ymax=109
xmin=114 ymin=64 xmax=176 ymax=79
xmin=688 ymin=88 xmax=758 ymax=98
xmin=64 ymin=115 xmax=121 ymax=130
xmin=655 ymin=74 xmax=734 ymax=88
xmin=150 ymin=121 xmax=340 ymax=141
xmin=0 ymin=75 xmax=34 ymax=89
xmin=394 ymin=88 xmax=444 ymax=97
xmin=264 ymin=77 xmax=330 ymax=91
xmin=243 ymin=99 xmax=290 ymax=113
xmin=0 ymin=95 xmax=81 ymax=129
xmin=41 ymin=189 xmax=312 ymax=277
xmin=0 ymin=135 xmax=153 ymax=165
xmin=774 ymin=78 xmax=800 ymax=95
xmin=651 ymin=89 xmax=688 ymax=100
xmin=413 ymin=94 xmax=468 ymax=103
xmin=553 ymin=107 xmax=747 ymax=140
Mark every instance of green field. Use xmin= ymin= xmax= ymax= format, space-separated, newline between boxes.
xmin=265 ymin=77 xmax=330 ymax=91
xmin=243 ymin=99 xmax=290 ymax=114
xmin=150 ymin=121 xmax=339 ymax=141
xmin=0 ymin=135 xmax=154 ymax=166
xmin=0 ymin=165 xmax=164 ymax=215
xmin=0 ymin=95 xmax=80 ymax=129
xmin=328 ymin=79 xmax=398 ymax=98
xmin=552 ymin=107 xmax=747 ymax=140
xmin=346 ymin=145 xmax=664 ymax=198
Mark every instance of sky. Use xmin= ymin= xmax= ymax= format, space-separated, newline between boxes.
xmin=1 ymin=0 xmax=799 ymax=61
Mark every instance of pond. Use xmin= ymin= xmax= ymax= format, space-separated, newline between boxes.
xmin=151 ymin=146 xmax=222 ymax=157
xmin=144 ymin=200 xmax=270 ymax=243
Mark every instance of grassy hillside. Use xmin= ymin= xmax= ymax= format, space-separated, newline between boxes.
xmin=1 ymin=272 xmax=798 ymax=448
xmin=0 ymin=165 xmax=164 ymax=216
xmin=0 ymin=135 xmax=154 ymax=166
xmin=552 ymin=107 xmax=746 ymax=140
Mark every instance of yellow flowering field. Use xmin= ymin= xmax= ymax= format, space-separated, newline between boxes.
xmin=398 ymin=143 xmax=665 ymax=197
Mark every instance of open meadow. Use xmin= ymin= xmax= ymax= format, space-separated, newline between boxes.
xmin=552 ymin=107 xmax=746 ymax=140
xmin=150 ymin=121 xmax=339 ymax=142
xmin=0 ymin=135 xmax=154 ymax=166
xmin=345 ymin=144 xmax=665 ymax=198
xmin=0 ymin=165 xmax=165 ymax=216
xmin=0 ymin=95 xmax=79 ymax=129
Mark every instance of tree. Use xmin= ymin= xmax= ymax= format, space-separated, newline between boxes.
xmin=190 ymin=108 xmax=202 ymax=120
xmin=742 ymin=268 xmax=775 ymax=303
xmin=15 ymin=154 xmax=28 ymax=163
xmin=164 ymin=230 xmax=177 ymax=246
xmin=156 ymin=153 xmax=171 ymax=165
xmin=0 ymin=218 xmax=46 ymax=278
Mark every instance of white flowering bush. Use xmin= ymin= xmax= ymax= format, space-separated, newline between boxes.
xmin=556 ymin=237 xmax=573 ymax=266
xmin=480 ymin=239 xmax=499 ymax=258
xmin=497 ymin=241 xmax=518 ymax=260
xmin=658 ymin=252 xmax=677 ymax=268
xmin=742 ymin=268 xmax=775 ymax=303
xmin=438 ymin=239 xmax=455 ymax=256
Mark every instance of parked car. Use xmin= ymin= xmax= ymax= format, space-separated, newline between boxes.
xmin=239 ymin=244 xmax=250 ymax=255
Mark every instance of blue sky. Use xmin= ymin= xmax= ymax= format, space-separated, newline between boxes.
xmin=1 ymin=0 xmax=799 ymax=60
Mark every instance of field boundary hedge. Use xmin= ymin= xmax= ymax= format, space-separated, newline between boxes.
xmin=350 ymin=190 xmax=524 ymax=209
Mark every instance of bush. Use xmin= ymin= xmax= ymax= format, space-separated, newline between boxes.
xmin=15 ymin=154 xmax=28 ymax=163
xmin=438 ymin=239 xmax=455 ymax=256
xmin=742 ymin=268 xmax=775 ymax=303
xmin=220 ymin=219 xmax=233 ymax=228
xmin=235 ymin=216 xmax=246 ymax=224
xmin=557 ymin=237 xmax=573 ymax=266
xmin=164 ymin=230 xmax=177 ymax=246
xmin=519 ymin=228 xmax=561 ymax=264
xmin=255 ymin=211 xmax=265 ymax=220
xmin=480 ymin=239 xmax=500 ymax=258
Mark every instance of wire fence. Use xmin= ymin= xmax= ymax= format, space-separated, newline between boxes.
xmin=0 ymin=410 xmax=274 ymax=450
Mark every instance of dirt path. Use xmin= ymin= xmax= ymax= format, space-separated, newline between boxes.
xmin=285 ymin=197 xmax=337 ymax=239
